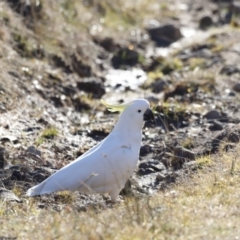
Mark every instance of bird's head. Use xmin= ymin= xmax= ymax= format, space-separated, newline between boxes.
xmin=101 ymin=99 xmax=154 ymax=130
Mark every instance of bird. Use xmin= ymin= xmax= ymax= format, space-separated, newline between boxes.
xmin=26 ymin=99 xmax=154 ymax=202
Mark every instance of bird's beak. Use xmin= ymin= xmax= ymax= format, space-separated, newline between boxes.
xmin=143 ymin=108 xmax=154 ymax=121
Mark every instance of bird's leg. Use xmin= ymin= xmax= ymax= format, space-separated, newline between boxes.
xmin=102 ymin=192 xmax=109 ymax=201
xmin=109 ymin=189 xmax=121 ymax=203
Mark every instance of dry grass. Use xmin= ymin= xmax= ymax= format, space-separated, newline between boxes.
xmin=1 ymin=0 xmax=240 ymax=239
xmin=1 ymin=144 xmax=240 ymax=239
xmin=35 ymin=127 xmax=59 ymax=146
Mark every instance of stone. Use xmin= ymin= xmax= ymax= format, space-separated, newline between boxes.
xmin=77 ymin=78 xmax=105 ymax=98
xmin=233 ymin=83 xmax=240 ymax=92
xmin=203 ymin=110 xmax=221 ymax=120
xmin=199 ymin=16 xmax=213 ymax=29
xmin=0 ymin=135 xmax=18 ymax=144
xmin=138 ymin=159 xmax=166 ymax=176
xmin=0 ymin=188 xmax=22 ymax=202
xmin=26 ymin=146 xmax=42 ymax=157
xmin=11 ymin=170 xmax=25 ymax=181
xmin=140 ymin=145 xmax=152 ymax=157
xmin=71 ymin=55 xmax=91 ymax=77
xmin=93 ymin=36 xmax=116 ymax=52
xmin=151 ymin=79 xmax=167 ymax=93
xmin=172 ymin=146 xmax=195 ymax=169
xmin=111 ymin=47 xmax=140 ymax=68
xmin=156 ymin=173 xmax=166 ymax=181
xmin=220 ymin=65 xmax=240 ymax=75
xmin=147 ymin=24 xmax=182 ymax=47
xmin=33 ymin=173 xmax=47 ymax=182
xmin=209 ymin=120 xmax=223 ymax=131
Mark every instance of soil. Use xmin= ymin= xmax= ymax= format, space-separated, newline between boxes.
xmin=0 ymin=0 xmax=240 ymax=210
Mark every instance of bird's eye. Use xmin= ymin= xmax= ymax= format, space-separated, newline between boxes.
xmin=138 ymin=110 xmax=141 ymax=113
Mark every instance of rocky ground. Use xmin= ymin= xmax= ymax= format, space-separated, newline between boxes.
xmin=1 ymin=0 xmax=240 ymax=210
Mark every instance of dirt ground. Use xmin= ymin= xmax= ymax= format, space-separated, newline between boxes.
xmin=0 ymin=0 xmax=240 ymax=210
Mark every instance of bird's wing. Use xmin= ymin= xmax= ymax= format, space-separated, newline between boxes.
xmin=27 ymin=134 xmax=137 ymax=195
xmin=63 ymin=138 xmax=105 ymax=168
xmin=77 ymin=142 xmax=137 ymax=192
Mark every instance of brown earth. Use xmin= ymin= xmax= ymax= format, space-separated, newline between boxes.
xmin=0 ymin=0 xmax=240 ymax=210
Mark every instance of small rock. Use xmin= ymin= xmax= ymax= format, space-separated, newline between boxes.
xmin=0 ymin=169 xmax=13 ymax=180
xmin=138 ymin=159 xmax=166 ymax=176
xmin=165 ymin=173 xmax=177 ymax=183
xmin=172 ymin=146 xmax=195 ymax=169
xmin=203 ymin=110 xmax=221 ymax=120
xmin=0 ymin=135 xmax=18 ymax=144
xmin=8 ymin=0 xmax=42 ymax=22
xmin=23 ymin=126 xmax=41 ymax=132
xmin=0 ymin=171 xmax=8 ymax=181
xmin=63 ymin=84 xmax=77 ymax=97
xmin=50 ymin=95 xmax=64 ymax=107
xmin=26 ymin=145 xmax=42 ymax=157
xmin=199 ymin=16 xmax=213 ymax=30
xmin=0 ymin=188 xmax=21 ymax=202
xmin=225 ymin=89 xmax=235 ymax=96
xmin=183 ymin=161 xmax=198 ymax=170
xmin=51 ymin=54 xmax=72 ymax=73
xmin=210 ymin=124 xmax=240 ymax=152
xmin=220 ymin=65 xmax=240 ymax=75
xmin=164 ymin=83 xmax=189 ymax=101
xmin=151 ymin=79 xmax=167 ymax=93
xmin=138 ymin=167 xmax=156 ymax=175
xmin=93 ymin=36 xmax=117 ymax=52
xmin=147 ymin=24 xmax=182 ymax=47
xmin=161 ymin=157 xmax=170 ymax=168
xmin=229 ymin=91 xmax=236 ymax=96
xmin=37 ymin=116 xmax=49 ymax=125
xmin=33 ymin=173 xmax=47 ymax=182
xmin=38 ymin=203 xmax=46 ymax=209
xmin=233 ymin=83 xmax=240 ymax=92
xmin=228 ymin=131 xmax=240 ymax=143
xmin=11 ymin=170 xmax=25 ymax=181
xmin=30 ymin=167 xmax=55 ymax=177
xmin=77 ymin=78 xmax=105 ymax=98
xmin=156 ymin=173 xmax=166 ymax=181
xmin=111 ymin=47 xmax=140 ymax=68
xmin=140 ymin=145 xmax=152 ymax=157
xmin=71 ymin=54 xmax=91 ymax=77
xmin=87 ymin=129 xmax=109 ymax=141
xmin=223 ymin=143 xmax=236 ymax=152
xmin=209 ymin=120 xmax=223 ymax=131
xmin=73 ymin=96 xmax=91 ymax=111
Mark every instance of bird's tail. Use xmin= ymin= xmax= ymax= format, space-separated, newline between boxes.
xmin=26 ymin=187 xmax=38 ymax=196
xmin=26 ymin=181 xmax=47 ymax=196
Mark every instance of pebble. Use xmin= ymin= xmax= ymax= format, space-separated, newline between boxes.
xmin=0 ymin=188 xmax=22 ymax=203
xmin=147 ymin=24 xmax=182 ymax=47
xmin=233 ymin=83 xmax=240 ymax=92
xmin=209 ymin=120 xmax=223 ymax=131
xmin=172 ymin=146 xmax=195 ymax=169
xmin=203 ymin=110 xmax=221 ymax=120
xmin=26 ymin=145 xmax=42 ymax=157
xmin=199 ymin=16 xmax=213 ymax=29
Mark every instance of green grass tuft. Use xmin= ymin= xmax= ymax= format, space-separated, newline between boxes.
xmin=35 ymin=127 xmax=58 ymax=146
xmin=41 ymin=127 xmax=58 ymax=139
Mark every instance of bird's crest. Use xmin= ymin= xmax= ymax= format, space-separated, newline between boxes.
xmin=101 ymin=99 xmax=130 ymax=112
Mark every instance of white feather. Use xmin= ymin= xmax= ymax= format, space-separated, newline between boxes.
xmin=26 ymin=99 xmax=152 ymax=202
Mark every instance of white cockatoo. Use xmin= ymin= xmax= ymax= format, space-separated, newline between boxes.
xmin=26 ymin=99 xmax=154 ymax=202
